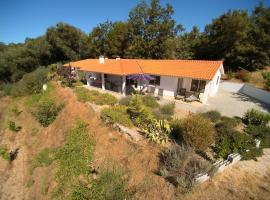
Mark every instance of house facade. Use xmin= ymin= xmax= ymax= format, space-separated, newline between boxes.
xmin=65 ymin=57 xmax=224 ymax=103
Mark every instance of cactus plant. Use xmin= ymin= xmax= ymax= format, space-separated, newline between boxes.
xmin=142 ymin=119 xmax=172 ymax=144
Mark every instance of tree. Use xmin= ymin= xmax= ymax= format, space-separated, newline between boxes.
xmin=46 ymin=22 xmax=88 ymax=62
xmin=126 ymin=0 xmax=181 ymax=58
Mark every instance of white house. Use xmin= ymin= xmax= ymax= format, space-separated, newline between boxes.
xmin=65 ymin=57 xmax=224 ymax=103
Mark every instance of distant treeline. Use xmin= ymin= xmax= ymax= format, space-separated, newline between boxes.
xmin=0 ymin=0 xmax=269 ymax=83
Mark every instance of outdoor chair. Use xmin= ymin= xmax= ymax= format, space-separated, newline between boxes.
xmin=147 ymin=86 xmax=156 ymax=95
xmin=185 ymin=91 xmax=200 ymax=102
xmin=156 ymin=88 xmax=164 ymax=100
xmin=175 ymin=88 xmax=186 ymax=100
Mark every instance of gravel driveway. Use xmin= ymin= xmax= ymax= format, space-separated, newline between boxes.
xmin=172 ymin=89 xmax=270 ymax=118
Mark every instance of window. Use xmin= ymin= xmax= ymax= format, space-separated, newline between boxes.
xmin=190 ymin=79 xmax=206 ymax=92
xmin=149 ymin=75 xmax=160 ymax=86
xmin=216 ymin=76 xmax=220 ymax=85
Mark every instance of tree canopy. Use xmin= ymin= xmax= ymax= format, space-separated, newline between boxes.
xmin=0 ymin=0 xmax=270 ymax=83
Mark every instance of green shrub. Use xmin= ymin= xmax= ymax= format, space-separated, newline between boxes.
xmin=215 ymin=116 xmax=241 ymax=138
xmin=53 ymin=121 xmax=95 ymax=198
xmin=101 ymin=105 xmax=133 ymax=127
xmin=70 ymin=167 xmax=133 ymax=200
xmin=152 ymin=108 xmax=172 ymax=121
xmin=0 ymin=83 xmax=13 ymax=96
xmin=142 ymin=119 xmax=171 ymax=144
xmin=215 ymin=132 xmax=254 ymax=158
xmin=245 ymin=125 xmax=270 ymax=148
xmin=74 ymin=87 xmax=117 ymax=105
xmin=243 ymin=109 xmax=270 ymax=126
xmin=7 ymin=120 xmax=21 ymax=132
xmin=201 ymin=110 xmax=221 ymax=123
xmin=119 ymin=96 xmax=132 ymax=106
xmin=142 ymin=95 xmax=159 ymax=108
xmin=236 ymin=69 xmax=251 ymax=82
xmin=170 ymin=118 xmax=183 ymax=140
xmin=32 ymin=100 xmax=63 ymax=127
xmin=0 ymin=145 xmax=10 ymax=161
xmin=181 ymin=114 xmax=216 ymax=152
xmin=127 ymin=95 xmax=153 ymax=128
xmin=241 ymin=148 xmax=263 ymax=161
xmin=262 ymin=72 xmax=270 ymax=90
xmin=227 ymin=70 xmax=234 ymax=80
xmin=160 ymin=102 xmax=175 ymax=115
xmin=159 ymin=144 xmax=212 ymax=191
xmin=11 ymin=67 xmax=48 ymax=97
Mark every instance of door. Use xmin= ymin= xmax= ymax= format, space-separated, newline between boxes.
xmin=177 ymin=78 xmax=183 ymax=92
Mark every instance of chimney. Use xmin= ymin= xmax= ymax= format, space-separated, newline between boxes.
xmin=99 ymin=55 xmax=105 ymax=64
xmin=116 ymin=56 xmax=120 ymax=60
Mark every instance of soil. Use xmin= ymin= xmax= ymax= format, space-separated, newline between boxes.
xmin=0 ymin=82 xmax=269 ymax=200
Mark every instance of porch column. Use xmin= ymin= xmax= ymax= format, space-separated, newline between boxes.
xmin=122 ymin=75 xmax=126 ymax=96
xmin=101 ymin=73 xmax=105 ymax=90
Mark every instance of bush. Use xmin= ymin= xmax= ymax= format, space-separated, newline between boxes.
xmin=101 ymin=105 xmax=133 ymax=127
xmin=0 ymin=83 xmax=13 ymax=96
xmin=215 ymin=116 xmax=241 ymax=138
xmin=159 ymin=144 xmax=212 ymax=191
xmin=241 ymin=148 xmax=263 ymax=161
xmin=181 ymin=114 xmax=216 ymax=152
xmin=10 ymin=67 xmax=48 ymax=97
xmin=142 ymin=119 xmax=171 ymax=144
xmin=227 ymin=70 xmax=234 ymax=80
xmin=32 ymin=100 xmax=63 ymax=127
xmin=74 ymin=87 xmax=117 ymax=105
xmin=7 ymin=120 xmax=21 ymax=132
xmin=245 ymin=125 xmax=270 ymax=148
xmin=243 ymin=109 xmax=270 ymax=126
xmin=262 ymin=72 xmax=270 ymax=91
xmin=215 ymin=132 xmax=254 ymax=158
xmin=160 ymin=102 xmax=175 ymax=115
xmin=236 ymin=69 xmax=251 ymax=82
xmin=141 ymin=95 xmax=159 ymax=108
xmin=0 ymin=145 xmax=10 ymax=161
xmin=127 ymin=95 xmax=153 ymax=128
xmin=170 ymin=118 xmax=183 ymax=140
xmin=201 ymin=110 xmax=221 ymax=123
xmin=152 ymin=108 xmax=172 ymax=121
xmin=119 ymin=96 xmax=132 ymax=106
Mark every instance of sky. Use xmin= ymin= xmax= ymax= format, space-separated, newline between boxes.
xmin=0 ymin=0 xmax=269 ymax=44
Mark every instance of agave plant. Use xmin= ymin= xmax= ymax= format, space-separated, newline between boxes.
xmin=142 ymin=119 xmax=172 ymax=144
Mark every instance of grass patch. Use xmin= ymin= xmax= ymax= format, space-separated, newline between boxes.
xmin=73 ymin=87 xmax=117 ymax=105
xmin=101 ymin=105 xmax=133 ymax=127
xmin=7 ymin=120 xmax=21 ymax=132
xmin=32 ymin=148 xmax=55 ymax=169
xmin=0 ymin=145 xmax=10 ymax=161
xmin=70 ymin=166 xmax=133 ymax=200
xmin=53 ymin=121 xmax=95 ymax=198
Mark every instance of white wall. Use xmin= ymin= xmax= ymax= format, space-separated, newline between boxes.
xmin=209 ymin=69 xmax=222 ymax=96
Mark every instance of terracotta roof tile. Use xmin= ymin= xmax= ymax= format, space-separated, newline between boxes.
xmin=64 ymin=59 xmax=223 ymax=80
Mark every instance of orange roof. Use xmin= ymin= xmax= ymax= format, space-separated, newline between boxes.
xmin=64 ymin=59 xmax=223 ymax=80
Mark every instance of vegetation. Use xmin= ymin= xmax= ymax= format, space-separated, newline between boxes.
xmin=201 ymin=110 xmax=221 ymax=123
xmin=262 ymin=72 xmax=270 ymax=90
xmin=243 ymin=108 xmax=270 ymax=126
xmin=119 ymin=96 xmax=132 ymax=106
xmin=159 ymin=144 xmax=212 ymax=192
xmin=0 ymin=145 xmax=10 ymax=161
xmin=215 ymin=116 xmax=241 ymax=138
xmin=32 ymin=100 xmax=63 ymax=127
xmin=7 ymin=120 xmax=21 ymax=132
xmin=70 ymin=167 xmax=133 ymax=200
xmin=101 ymin=105 xmax=133 ymax=127
xmin=245 ymin=125 xmax=270 ymax=148
xmin=73 ymin=87 xmax=117 ymax=105
xmin=141 ymin=95 xmax=159 ymax=108
xmin=160 ymin=102 xmax=175 ymax=115
xmin=127 ymin=95 xmax=153 ymax=128
xmin=53 ymin=121 xmax=95 ymax=198
xmin=180 ymin=114 xmax=216 ymax=152
xmin=236 ymin=69 xmax=251 ymax=82
xmin=32 ymin=148 xmax=55 ymax=170
xmin=142 ymin=119 xmax=171 ymax=144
